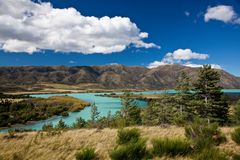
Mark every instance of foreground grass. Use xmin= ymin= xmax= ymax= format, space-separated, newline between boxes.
xmin=0 ymin=126 xmax=239 ymax=160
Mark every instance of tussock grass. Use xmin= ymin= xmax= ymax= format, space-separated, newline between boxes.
xmin=231 ymin=127 xmax=240 ymax=145
xmin=116 ymin=128 xmax=140 ymax=145
xmin=75 ymin=147 xmax=97 ymax=160
xmin=193 ymin=148 xmax=227 ymax=160
xmin=151 ymin=138 xmax=192 ymax=157
xmin=110 ymin=139 xmax=147 ymax=160
xmin=0 ymin=127 xmax=239 ymax=160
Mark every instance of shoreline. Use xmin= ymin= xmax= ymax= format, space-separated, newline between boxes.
xmin=3 ymin=88 xmax=149 ymax=95
xmin=3 ymin=88 xmax=240 ymax=96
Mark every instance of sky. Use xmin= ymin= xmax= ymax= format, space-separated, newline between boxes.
xmin=0 ymin=0 xmax=240 ymax=76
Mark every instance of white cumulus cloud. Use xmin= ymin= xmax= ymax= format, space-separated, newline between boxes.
xmin=0 ymin=0 xmax=159 ymax=54
xmin=69 ymin=60 xmax=76 ymax=64
xmin=204 ymin=5 xmax=240 ymax=24
xmin=147 ymin=61 xmax=169 ymax=69
xmin=161 ymin=48 xmax=209 ymax=64
xmin=184 ymin=63 xmax=222 ymax=69
xmin=147 ymin=48 xmax=221 ymax=69
xmin=185 ymin=11 xmax=190 ymax=17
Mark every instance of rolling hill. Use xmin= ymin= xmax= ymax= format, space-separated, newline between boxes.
xmin=0 ymin=65 xmax=240 ymax=91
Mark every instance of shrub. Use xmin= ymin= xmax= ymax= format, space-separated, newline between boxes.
xmin=75 ymin=147 xmax=97 ymax=160
xmin=193 ymin=148 xmax=227 ymax=160
xmin=151 ymin=138 xmax=192 ymax=157
xmin=231 ymin=127 xmax=240 ymax=144
xmin=12 ymin=153 xmax=24 ymax=160
xmin=73 ymin=117 xmax=87 ymax=128
xmin=117 ymin=128 xmax=140 ymax=145
xmin=61 ymin=111 xmax=69 ymax=117
xmin=6 ymin=129 xmax=16 ymax=139
xmin=185 ymin=119 xmax=226 ymax=150
xmin=42 ymin=123 xmax=54 ymax=131
xmin=233 ymin=154 xmax=240 ymax=160
xmin=56 ymin=119 xmax=68 ymax=130
xmin=110 ymin=139 xmax=147 ymax=160
xmin=110 ymin=128 xmax=148 ymax=160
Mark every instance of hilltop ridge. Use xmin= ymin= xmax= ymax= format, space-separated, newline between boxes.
xmin=0 ymin=64 xmax=240 ymax=92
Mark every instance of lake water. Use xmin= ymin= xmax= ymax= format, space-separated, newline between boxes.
xmin=1 ymin=89 xmax=240 ymax=133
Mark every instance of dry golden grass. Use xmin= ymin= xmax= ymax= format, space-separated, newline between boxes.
xmin=0 ymin=126 xmax=239 ymax=160
xmin=219 ymin=127 xmax=240 ymax=155
xmin=31 ymin=96 xmax=91 ymax=112
xmin=48 ymin=96 xmax=90 ymax=110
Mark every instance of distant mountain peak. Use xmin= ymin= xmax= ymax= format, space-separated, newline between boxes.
xmin=0 ymin=65 xmax=239 ymax=91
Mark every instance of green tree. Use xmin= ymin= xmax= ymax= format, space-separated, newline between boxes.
xmin=233 ymin=100 xmax=240 ymax=124
xmin=73 ymin=117 xmax=87 ymax=128
xmin=142 ymin=95 xmax=176 ymax=126
xmin=106 ymin=111 xmax=112 ymax=127
xmin=120 ymin=92 xmax=142 ymax=125
xmin=193 ymin=65 xmax=229 ymax=124
xmin=42 ymin=123 xmax=54 ymax=131
xmin=90 ymin=103 xmax=100 ymax=127
xmin=56 ymin=119 xmax=68 ymax=129
xmin=175 ymin=71 xmax=194 ymax=121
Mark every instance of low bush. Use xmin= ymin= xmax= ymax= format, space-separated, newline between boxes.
xmin=56 ymin=119 xmax=68 ymax=130
xmin=61 ymin=111 xmax=69 ymax=117
xmin=110 ymin=128 xmax=148 ymax=160
xmin=72 ymin=117 xmax=87 ymax=128
xmin=110 ymin=139 xmax=147 ymax=160
xmin=232 ymin=154 xmax=240 ymax=160
xmin=42 ymin=123 xmax=54 ymax=131
xmin=193 ymin=148 xmax=227 ymax=160
xmin=116 ymin=128 xmax=140 ymax=145
xmin=231 ymin=127 xmax=240 ymax=144
xmin=75 ymin=147 xmax=97 ymax=160
xmin=151 ymin=138 xmax=192 ymax=157
xmin=185 ymin=119 xmax=226 ymax=150
xmin=7 ymin=129 xmax=16 ymax=139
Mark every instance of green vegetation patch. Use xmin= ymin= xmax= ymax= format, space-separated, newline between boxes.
xmin=110 ymin=128 xmax=147 ymax=160
xmin=231 ymin=127 xmax=240 ymax=145
xmin=193 ymin=148 xmax=227 ymax=160
xmin=116 ymin=128 xmax=140 ymax=145
xmin=151 ymin=138 xmax=192 ymax=157
xmin=0 ymin=96 xmax=90 ymax=127
xmin=76 ymin=147 xmax=98 ymax=160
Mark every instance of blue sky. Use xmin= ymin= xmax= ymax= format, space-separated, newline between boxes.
xmin=0 ymin=0 xmax=240 ymax=76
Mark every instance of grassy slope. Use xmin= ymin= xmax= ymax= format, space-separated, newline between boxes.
xmin=0 ymin=127 xmax=239 ymax=160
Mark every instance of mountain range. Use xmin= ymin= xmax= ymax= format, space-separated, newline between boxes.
xmin=0 ymin=65 xmax=240 ymax=91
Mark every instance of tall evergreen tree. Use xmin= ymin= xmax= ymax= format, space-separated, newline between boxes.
xmin=120 ymin=92 xmax=141 ymax=125
xmin=193 ymin=65 xmax=229 ymax=124
xmin=56 ymin=119 xmax=68 ymax=129
xmin=142 ymin=95 xmax=176 ymax=125
xmin=90 ymin=102 xmax=100 ymax=127
xmin=232 ymin=100 xmax=240 ymax=124
xmin=175 ymin=71 xmax=193 ymax=120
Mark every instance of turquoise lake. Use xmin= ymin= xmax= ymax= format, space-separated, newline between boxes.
xmin=1 ymin=89 xmax=240 ymax=132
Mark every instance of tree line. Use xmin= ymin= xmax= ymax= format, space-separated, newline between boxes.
xmin=41 ymin=65 xmax=240 ymax=132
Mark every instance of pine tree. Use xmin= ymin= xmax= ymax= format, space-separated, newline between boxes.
xmin=56 ymin=119 xmax=67 ymax=129
xmin=90 ymin=102 xmax=100 ymax=127
xmin=175 ymin=71 xmax=193 ymax=121
xmin=142 ymin=95 xmax=176 ymax=125
xmin=193 ymin=65 xmax=229 ymax=124
xmin=120 ymin=92 xmax=141 ymax=125
xmin=73 ymin=117 xmax=87 ymax=128
xmin=233 ymin=100 xmax=240 ymax=124
xmin=106 ymin=111 xmax=112 ymax=127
